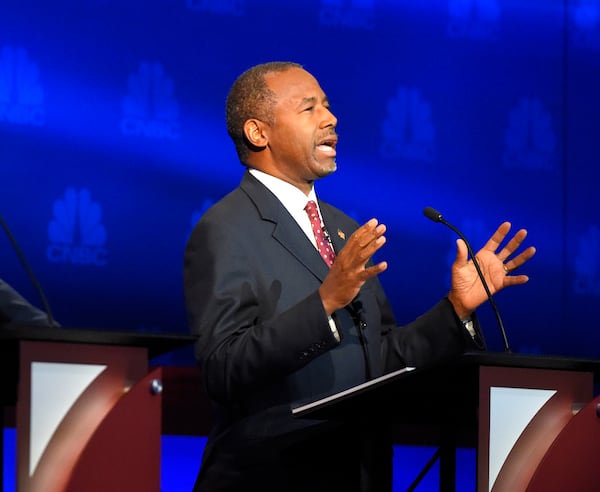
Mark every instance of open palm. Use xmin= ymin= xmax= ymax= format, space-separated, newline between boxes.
xmin=448 ymin=222 xmax=536 ymax=318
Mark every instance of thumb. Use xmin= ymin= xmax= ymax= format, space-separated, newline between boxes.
xmin=454 ymin=238 xmax=469 ymax=268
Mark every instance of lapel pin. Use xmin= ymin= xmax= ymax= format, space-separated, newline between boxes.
xmin=337 ymin=229 xmax=345 ymax=240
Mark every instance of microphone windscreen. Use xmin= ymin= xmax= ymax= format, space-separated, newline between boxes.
xmin=423 ymin=206 xmax=442 ymax=223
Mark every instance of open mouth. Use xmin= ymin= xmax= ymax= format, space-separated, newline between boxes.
xmin=316 ymin=135 xmax=338 ymax=156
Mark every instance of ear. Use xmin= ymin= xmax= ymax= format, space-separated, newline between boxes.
xmin=243 ymin=119 xmax=268 ymax=149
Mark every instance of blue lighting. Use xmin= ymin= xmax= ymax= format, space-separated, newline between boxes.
xmin=2 ymin=0 xmax=600 ymax=489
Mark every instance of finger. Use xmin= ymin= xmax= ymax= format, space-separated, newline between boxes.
xmin=358 ymin=233 xmax=387 ymax=263
xmin=361 ymin=261 xmax=388 ymax=279
xmin=481 ymin=222 xmax=512 ymax=253
xmin=339 ymin=237 xmax=386 ymax=275
xmin=503 ymin=273 xmax=530 ymax=286
xmin=504 ymin=246 xmax=536 ymax=272
xmin=344 ymin=220 xmax=386 ymax=260
xmin=336 ymin=222 xmax=387 ymax=271
xmin=454 ymin=238 xmax=469 ymax=268
xmin=356 ymin=220 xmax=386 ymax=248
xmin=497 ymin=229 xmax=528 ymax=262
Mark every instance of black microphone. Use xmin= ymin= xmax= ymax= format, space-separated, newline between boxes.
xmin=0 ymin=214 xmax=57 ymax=327
xmin=423 ymin=206 xmax=511 ymax=353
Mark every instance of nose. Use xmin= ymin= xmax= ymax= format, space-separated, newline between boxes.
xmin=320 ymin=106 xmax=337 ymax=129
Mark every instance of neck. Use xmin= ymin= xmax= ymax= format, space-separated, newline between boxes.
xmin=248 ymin=166 xmax=314 ymax=196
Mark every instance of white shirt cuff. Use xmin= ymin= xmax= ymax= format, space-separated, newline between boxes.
xmin=462 ymin=317 xmax=475 ymax=337
xmin=328 ymin=316 xmax=340 ymax=342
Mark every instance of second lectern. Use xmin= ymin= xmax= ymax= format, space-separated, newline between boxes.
xmin=293 ymin=352 xmax=600 ymax=492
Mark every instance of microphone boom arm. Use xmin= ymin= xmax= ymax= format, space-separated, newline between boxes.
xmin=423 ymin=206 xmax=511 ymax=353
xmin=0 ymin=214 xmax=57 ymax=327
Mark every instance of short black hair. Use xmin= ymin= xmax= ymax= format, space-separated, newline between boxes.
xmin=225 ymin=61 xmax=302 ymax=163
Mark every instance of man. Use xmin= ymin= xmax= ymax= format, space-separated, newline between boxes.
xmin=183 ymin=61 xmax=535 ymax=491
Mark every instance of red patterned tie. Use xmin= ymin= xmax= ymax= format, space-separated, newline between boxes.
xmin=305 ymin=200 xmax=336 ymax=267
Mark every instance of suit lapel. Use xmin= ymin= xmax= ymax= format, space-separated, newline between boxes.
xmin=240 ymin=172 xmax=330 ymax=282
xmin=319 ymin=202 xmax=348 ymax=257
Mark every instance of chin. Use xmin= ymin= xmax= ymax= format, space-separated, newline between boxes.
xmin=321 ymin=159 xmax=337 ymax=174
xmin=318 ymin=167 xmax=336 ymax=179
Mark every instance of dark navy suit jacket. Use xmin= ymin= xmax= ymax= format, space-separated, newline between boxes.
xmin=184 ymin=171 xmax=482 ymax=491
xmin=0 ymin=278 xmax=53 ymax=326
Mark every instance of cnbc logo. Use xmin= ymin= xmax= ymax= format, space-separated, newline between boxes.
xmin=574 ymin=225 xmax=600 ymax=296
xmin=0 ymin=45 xmax=45 ymax=126
xmin=380 ymin=86 xmax=435 ymax=162
xmin=571 ymin=0 xmax=600 ymax=48
xmin=319 ymin=0 xmax=375 ymax=29
xmin=503 ymin=97 xmax=556 ymax=171
xmin=120 ymin=61 xmax=180 ymax=139
xmin=186 ymin=0 xmax=245 ymax=15
xmin=447 ymin=0 xmax=501 ymax=40
xmin=47 ymin=188 xmax=108 ymax=266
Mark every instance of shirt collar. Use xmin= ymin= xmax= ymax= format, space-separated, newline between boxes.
xmin=249 ymin=168 xmax=318 ymax=215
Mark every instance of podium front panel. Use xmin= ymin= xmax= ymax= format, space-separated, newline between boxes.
xmin=17 ymin=340 xmax=153 ymax=492
xmin=478 ymin=366 xmax=593 ymax=492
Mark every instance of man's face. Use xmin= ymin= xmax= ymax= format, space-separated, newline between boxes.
xmin=262 ymin=67 xmax=338 ymax=189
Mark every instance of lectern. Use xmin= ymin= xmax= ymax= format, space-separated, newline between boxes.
xmin=0 ymin=323 xmax=195 ymax=492
xmin=293 ymin=352 xmax=600 ymax=492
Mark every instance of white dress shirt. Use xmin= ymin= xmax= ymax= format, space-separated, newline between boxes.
xmin=249 ymin=168 xmax=340 ymax=341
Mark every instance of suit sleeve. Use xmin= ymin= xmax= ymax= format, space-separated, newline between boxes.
xmin=380 ymin=294 xmax=485 ymax=372
xmin=184 ymin=216 xmax=339 ymax=404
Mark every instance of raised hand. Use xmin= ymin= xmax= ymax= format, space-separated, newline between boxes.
xmin=447 ymin=222 xmax=536 ymax=319
xmin=319 ymin=218 xmax=388 ymax=315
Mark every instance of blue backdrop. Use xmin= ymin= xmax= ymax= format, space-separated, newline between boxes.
xmin=1 ymin=0 xmax=600 ymax=488
xmin=3 ymin=0 xmax=600 ymax=357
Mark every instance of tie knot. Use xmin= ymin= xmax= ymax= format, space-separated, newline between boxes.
xmin=305 ymin=200 xmax=318 ymax=214
xmin=305 ymin=200 xmax=321 ymax=226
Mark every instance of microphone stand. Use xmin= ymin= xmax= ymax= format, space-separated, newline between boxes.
xmin=0 ymin=214 xmax=57 ymax=327
xmin=423 ymin=207 xmax=511 ymax=353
